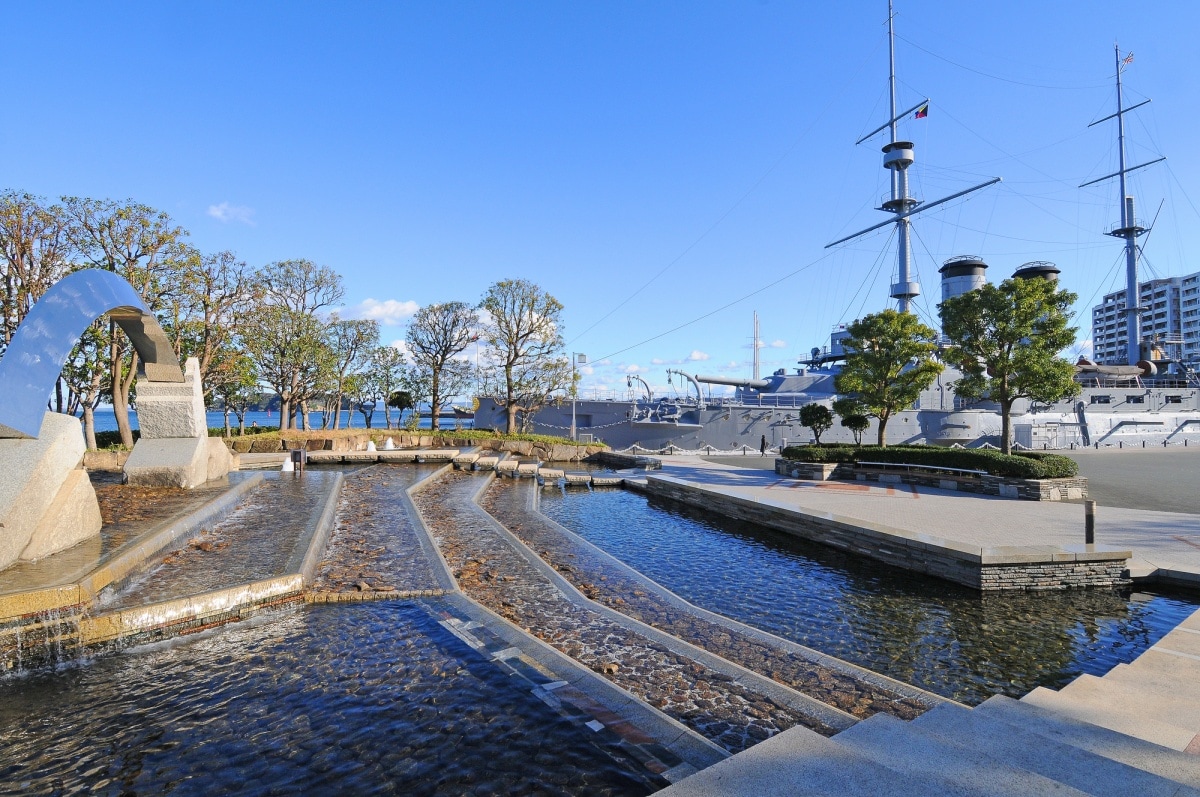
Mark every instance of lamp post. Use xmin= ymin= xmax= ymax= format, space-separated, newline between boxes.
xmin=571 ymin=353 xmax=587 ymax=440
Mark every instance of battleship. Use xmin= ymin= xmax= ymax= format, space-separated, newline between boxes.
xmin=476 ymin=8 xmax=1200 ymax=453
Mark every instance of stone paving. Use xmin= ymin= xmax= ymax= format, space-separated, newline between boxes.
xmin=311 ymin=465 xmax=445 ymax=595
xmin=481 ymin=478 xmax=934 ymax=722
xmin=412 ymin=468 xmax=839 ymax=753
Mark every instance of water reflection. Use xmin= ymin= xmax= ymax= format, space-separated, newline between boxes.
xmin=0 ymin=601 xmax=655 ymax=796
xmin=539 ymin=488 xmax=1199 ymax=705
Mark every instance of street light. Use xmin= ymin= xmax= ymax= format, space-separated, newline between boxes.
xmin=571 ymin=353 xmax=587 ymax=440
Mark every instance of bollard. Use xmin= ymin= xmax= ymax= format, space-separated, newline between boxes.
xmin=1164 ymin=439 xmax=1168 ymax=447
xmin=1142 ymin=440 xmax=1146 ymax=448
xmin=290 ymin=448 xmax=306 ymax=472
xmin=1084 ymin=500 xmax=1096 ymax=545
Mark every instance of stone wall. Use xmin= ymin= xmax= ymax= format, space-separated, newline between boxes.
xmin=773 ymin=458 xmax=1088 ymax=501
xmin=641 ymin=476 xmax=1128 ymax=592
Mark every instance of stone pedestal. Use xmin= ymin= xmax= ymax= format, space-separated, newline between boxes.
xmin=126 ymin=357 xmax=231 ymax=488
xmin=0 ymin=412 xmax=102 ymax=569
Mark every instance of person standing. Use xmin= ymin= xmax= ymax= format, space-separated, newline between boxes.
xmin=760 ymin=434 xmax=768 ymax=457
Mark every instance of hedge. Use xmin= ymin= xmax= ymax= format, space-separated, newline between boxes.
xmin=780 ymin=444 xmax=1078 ymax=479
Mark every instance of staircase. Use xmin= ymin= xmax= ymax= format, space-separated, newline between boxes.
xmin=660 ymin=610 xmax=1200 ymax=795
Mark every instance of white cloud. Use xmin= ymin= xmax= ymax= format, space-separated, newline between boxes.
xmin=770 ymin=339 xmax=787 ymax=349
xmin=651 ymin=358 xmax=667 ymax=365
xmin=206 ymin=202 xmax=256 ymax=225
xmin=687 ymin=350 xmax=710 ymax=362
xmin=387 ymin=339 xmax=410 ymax=356
xmin=623 ymin=364 xmax=645 ymax=374
xmin=345 ymin=298 xmax=420 ymax=326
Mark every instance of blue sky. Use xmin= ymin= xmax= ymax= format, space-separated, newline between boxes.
xmin=4 ymin=1 xmax=1199 ymax=399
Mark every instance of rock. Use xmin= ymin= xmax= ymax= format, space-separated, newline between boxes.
xmin=356 ymin=581 xmax=371 ymax=592
xmin=602 ymin=662 xmax=619 ymax=675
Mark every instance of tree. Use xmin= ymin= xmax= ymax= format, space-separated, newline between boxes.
xmin=247 ymin=259 xmax=344 ymax=430
xmin=371 ymin=345 xmax=407 ymax=429
xmin=163 ymin=249 xmax=259 ymax=393
xmin=64 ymin=197 xmax=189 ymax=447
xmin=479 ymin=279 xmax=570 ymax=434
xmin=210 ymin=350 xmax=259 ymax=436
xmin=324 ymin=317 xmax=379 ymax=429
xmin=406 ymin=301 xmax=479 ymax=431
xmin=833 ymin=310 xmax=944 ymax=447
xmin=939 ymin=277 xmax=1079 ymax=454
xmin=799 ymin=403 xmax=834 ymax=445
xmin=833 ymin=398 xmax=870 ymax=446
xmin=239 ymin=304 xmax=334 ymax=431
xmin=0 ymin=191 xmax=75 ymax=352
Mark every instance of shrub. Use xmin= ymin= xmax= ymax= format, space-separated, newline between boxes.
xmin=780 ymin=444 xmax=1077 ymax=479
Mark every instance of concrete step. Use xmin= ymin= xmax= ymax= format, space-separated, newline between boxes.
xmin=908 ymin=701 xmax=1200 ymax=797
xmin=974 ymin=695 xmax=1200 ymax=788
xmin=656 ymin=724 xmax=987 ymax=797
xmin=1057 ymin=673 xmax=1200 ymax=734
xmin=1022 ymin=686 xmax=1200 ymax=752
xmin=833 ymin=712 xmax=1093 ymax=796
xmin=1104 ymin=659 xmax=1200 ymax=697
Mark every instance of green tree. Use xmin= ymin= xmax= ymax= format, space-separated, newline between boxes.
xmin=372 ymin=346 xmax=407 ymax=429
xmin=833 ymin=398 xmax=871 ymax=445
xmin=833 ymin=310 xmax=943 ymax=447
xmin=0 ymin=191 xmax=74 ymax=352
xmin=406 ymin=301 xmax=479 ymax=431
xmin=323 ymin=317 xmax=380 ymax=429
xmin=479 ymin=279 xmax=570 ymax=434
xmin=248 ymin=259 xmax=344 ymax=430
xmin=63 ymin=197 xmax=189 ymax=447
xmin=939 ymin=277 xmax=1079 ymax=454
xmin=799 ymin=403 xmax=834 ymax=445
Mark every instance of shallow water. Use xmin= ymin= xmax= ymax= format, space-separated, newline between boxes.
xmin=538 ymin=486 xmax=1200 ymax=705
xmin=0 ymin=601 xmax=656 ymax=796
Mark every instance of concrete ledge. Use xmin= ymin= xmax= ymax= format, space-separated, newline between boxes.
xmin=644 ymin=475 xmax=1129 ymax=591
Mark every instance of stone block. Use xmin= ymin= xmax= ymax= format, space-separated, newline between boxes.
xmin=124 ymin=436 xmax=209 ymax=488
xmin=0 ymin=412 xmax=92 ymax=570
xmin=19 ymin=469 xmax=103 ymax=562
xmin=134 ymin=357 xmax=208 ymax=439
xmin=206 ymin=437 xmax=233 ymax=482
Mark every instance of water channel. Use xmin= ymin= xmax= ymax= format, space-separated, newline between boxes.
xmin=537 ymin=483 xmax=1200 ymax=705
xmin=0 ymin=462 xmax=1197 ymax=794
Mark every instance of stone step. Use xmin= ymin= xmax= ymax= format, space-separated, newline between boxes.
xmin=974 ymin=695 xmax=1200 ymax=788
xmin=563 ymin=471 xmax=593 ymax=486
xmin=833 ymin=712 xmax=1093 ymax=796
xmin=1057 ymin=673 xmax=1200 ymax=734
xmin=1022 ymin=686 xmax=1200 ymax=752
xmin=515 ymin=461 xmax=540 ymax=477
xmin=1104 ymin=658 xmax=1200 ymax=696
xmin=536 ymin=468 xmax=565 ymax=485
xmin=657 ymin=724 xmax=984 ymax=797
xmin=473 ymin=455 xmax=501 ymax=470
xmin=908 ymin=701 xmax=1200 ymax=797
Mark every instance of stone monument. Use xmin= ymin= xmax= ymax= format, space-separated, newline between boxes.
xmin=0 ymin=269 xmax=232 ymax=568
xmin=124 ymin=356 xmax=233 ymax=488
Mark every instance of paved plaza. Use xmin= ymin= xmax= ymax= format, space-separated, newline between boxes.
xmin=665 ymin=452 xmax=1200 ymax=589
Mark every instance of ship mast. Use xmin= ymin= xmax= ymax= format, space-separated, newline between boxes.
xmin=826 ymin=0 xmax=1000 ymax=313
xmin=1080 ymin=46 xmax=1164 ymax=365
xmin=752 ymin=311 xmax=760 ymax=380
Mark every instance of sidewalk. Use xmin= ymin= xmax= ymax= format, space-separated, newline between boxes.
xmin=652 ymin=456 xmax=1200 ymax=589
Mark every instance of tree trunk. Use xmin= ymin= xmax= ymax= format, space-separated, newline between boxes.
xmin=110 ymin=323 xmax=135 ymax=448
xmin=279 ymin=398 xmax=291 ymax=430
xmin=83 ymin=406 xmax=97 ymax=451
xmin=223 ymin=407 xmax=232 ymax=438
xmin=1001 ymin=400 xmax=1013 ymax=455
xmin=506 ymin=403 xmax=518 ymax=435
xmin=876 ymin=413 xmax=889 ymax=447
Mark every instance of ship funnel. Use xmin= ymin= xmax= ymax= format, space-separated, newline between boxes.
xmin=1012 ymin=261 xmax=1060 ymax=282
xmin=939 ymin=255 xmax=988 ymax=304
